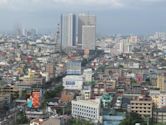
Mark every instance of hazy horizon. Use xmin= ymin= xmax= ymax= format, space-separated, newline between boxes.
xmin=0 ymin=0 xmax=166 ymax=35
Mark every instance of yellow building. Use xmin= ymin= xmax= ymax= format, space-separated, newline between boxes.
xmin=46 ymin=63 xmax=55 ymax=78
xmin=0 ymin=79 xmax=18 ymax=95
xmin=19 ymin=69 xmax=43 ymax=86
xmin=150 ymin=90 xmax=166 ymax=108
xmin=157 ymin=73 xmax=166 ymax=91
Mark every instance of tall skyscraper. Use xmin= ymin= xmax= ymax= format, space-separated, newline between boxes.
xmin=78 ymin=14 xmax=96 ymax=50
xmin=61 ymin=14 xmax=76 ymax=49
xmin=82 ymin=25 xmax=96 ymax=50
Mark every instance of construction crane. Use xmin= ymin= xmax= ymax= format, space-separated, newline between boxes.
xmin=55 ymin=23 xmax=60 ymax=44
xmin=55 ymin=23 xmax=62 ymax=53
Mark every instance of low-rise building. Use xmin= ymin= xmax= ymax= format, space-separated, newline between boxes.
xmin=26 ymin=110 xmax=46 ymax=119
xmin=153 ymin=108 xmax=166 ymax=124
xmin=101 ymin=93 xmax=113 ymax=108
xmin=93 ymin=83 xmax=105 ymax=96
xmin=150 ymin=90 xmax=166 ymax=108
xmin=82 ymin=85 xmax=92 ymax=100
xmin=46 ymin=63 xmax=55 ymax=79
xmin=130 ymin=95 xmax=153 ymax=118
xmin=72 ymin=99 xmax=101 ymax=123
xmin=63 ymin=75 xmax=83 ymax=90
xmin=66 ymin=60 xmax=81 ymax=75
xmin=157 ymin=73 xmax=166 ymax=91
xmin=60 ymin=90 xmax=75 ymax=104
xmin=30 ymin=117 xmax=61 ymax=125
xmin=83 ymin=68 xmax=93 ymax=83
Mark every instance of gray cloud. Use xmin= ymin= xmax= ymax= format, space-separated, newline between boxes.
xmin=0 ymin=0 xmax=165 ymax=10
xmin=0 ymin=0 xmax=166 ymax=34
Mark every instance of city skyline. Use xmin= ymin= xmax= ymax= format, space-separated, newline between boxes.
xmin=0 ymin=0 xmax=166 ymax=35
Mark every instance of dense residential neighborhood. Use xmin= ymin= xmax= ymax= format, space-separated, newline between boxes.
xmin=1 ymin=28 xmax=166 ymax=125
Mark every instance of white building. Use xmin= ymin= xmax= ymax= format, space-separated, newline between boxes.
xmin=83 ymin=68 xmax=93 ymax=82
xmin=63 ymin=75 xmax=83 ymax=90
xmin=113 ymin=39 xmax=133 ymax=55
xmin=72 ymin=99 xmax=101 ymax=123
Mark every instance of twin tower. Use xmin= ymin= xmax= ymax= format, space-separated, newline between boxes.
xmin=61 ymin=13 xmax=96 ymax=50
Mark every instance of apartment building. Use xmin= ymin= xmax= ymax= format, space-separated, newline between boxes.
xmin=130 ymin=96 xmax=153 ymax=118
xmin=72 ymin=99 xmax=101 ymax=123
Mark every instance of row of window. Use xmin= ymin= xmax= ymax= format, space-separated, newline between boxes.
xmin=131 ymin=103 xmax=151 ymax=106
xmin=73 ymin=109 xmax=96 ymax=114
xmin=72 ymin=104 xmax=96 ymax=110
xmin=72 ymin=111 xmax=96 ymax=119
xmin=131 ymin=107 xmax=151 ymax=109
xmin=132 ymin=110 xmax=151 ymax=114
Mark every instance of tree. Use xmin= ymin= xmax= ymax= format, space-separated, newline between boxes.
xmin=119 ymin=65 xmax=124 ymax=68
xmin=16 ymin=111 xmax=29 ymax=124
xmin=67 ymin=118 xmax=94 ymax=125
xmin=120 ymin=112 xmax=146 ymax=125
xmin=82 ymin=58 xmax=88 ymax=67
xmin=154 ymin=123 xmax=166 ymax=125
xmin=44 ymin=85 xmax=64 ymax=99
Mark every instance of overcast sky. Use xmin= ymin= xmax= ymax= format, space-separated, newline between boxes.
xmin=0 ymin=0 xmax=166 ymax=35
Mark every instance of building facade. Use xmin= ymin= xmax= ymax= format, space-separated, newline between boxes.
xmin=63 ymin=75 xmax=83 ymax=90
xmin=46 ymin=63 xmax=55 ymax=79
xmin=157 ymin=73 xmax=166 ymax=91
xmin=153 ymin=108 xmax=166 ymax=124
xmin=72 ymin=99 xmax=101 ymax=123
xmin=150 ymin=90 xmax=166 ymax=108
xmin=82 ymin=25 xmax=96 ymax=50
xmin=61 ymin=13 xmax=76 ymax=49
xmin=130 ymin=96 xmax=153 ymax=118
xmin=83 ymin=68 xmax=93 ymax=82
xmin=82 ymin=85 xmax=92 ymax=100
xmin=66 ymin=61 xmax=81 ymax=75
xmin=78 ymin=14 xmax=96 ymax=49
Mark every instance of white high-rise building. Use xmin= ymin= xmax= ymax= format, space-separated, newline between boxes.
xmin=78 ymin=14 xmax=96 ymax=48
xmin=82 ymin=25 xmax=96 ymax=50
xmin=61 ymin=14 xmax=76 ymax=49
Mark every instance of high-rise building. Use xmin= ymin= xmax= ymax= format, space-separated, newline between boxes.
xmin=78 ymin=14 xmax=96 ymax=49
xmin=61 ymin=14 xmax=76 ymax=49
xmin=82 ymin=25 xmax=96 ymax=50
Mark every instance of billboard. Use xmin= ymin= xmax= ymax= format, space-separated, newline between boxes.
xmin=32 ymin=91 xmax=40 ymax=109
